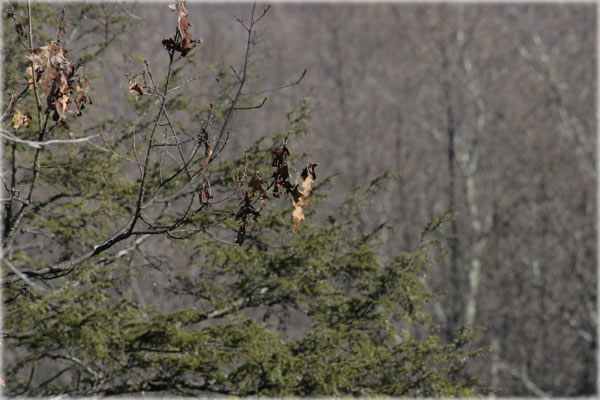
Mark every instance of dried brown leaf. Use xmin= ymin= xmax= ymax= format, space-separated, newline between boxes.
xmin=28 ymin=42 xmax=73 ymax=94
xmin=198 ymin=183 xmax=211 ymax=204
xmin=248 ymin=173 xmax=267 ymax=194
xmin=292 ymin=201 xmax=304 ymax=228
xmin=202 ymin=145 xmax=212 ymax=170
xmin=301 ymin=163 xmax=318 ymax=181
xmin=53 ymin=93 xmax=72 ymax=121
xmin=271 ymin=145 xmax=290 ymax=167
xmin=300 ymin=174 xmax=313 ymax=197
xmin=166 ymin=0 xmax=202 ymax=56
xmin=288 ymin=163 xmax=318 ymax=228
xmin=128 ymin=82 xmax=147 ymax=101
xmin=11 ymin=109 xmax=31 ymax=129
xmin=168 ymin=0 xmax=189 ymax=39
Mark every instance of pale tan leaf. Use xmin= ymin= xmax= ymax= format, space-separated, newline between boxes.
xmin=292 ymin=202 xmax=304 ymax=228
xmin=11 ymin=109 xmax=31 ymax=129
xmin=300 ymin=174 xmax=313 ymax=197
xmin=202 ymin=146 xmax=213 ymax=170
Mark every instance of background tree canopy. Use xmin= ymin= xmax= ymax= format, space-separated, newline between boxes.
xmin=1 ymin=1 xmax=596 ymax=397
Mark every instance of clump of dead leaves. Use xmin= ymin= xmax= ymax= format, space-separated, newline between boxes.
xmin=233 ymin=137 xmax=318 ymax=245
xmin=11 ymin=108 xmax=31 ymax=130
xmin=127 ymin=71 xmax=150 ymax=102
xmin=26 ymin=15 xmax=91 ymax=128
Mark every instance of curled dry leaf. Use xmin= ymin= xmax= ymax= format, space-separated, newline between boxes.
xmin=247 ymin=172 xmax=268 ymax=206
xmin=235 ymin=172 xmax=270 ymax=244
xmin=53 ymin=93 xmax=72 ymax=121
xmin=25 ymin=66 xmax=34 ymax=88
xmin=290 ymin=163 xmax=318 ymax=228
xmin=74 ymin=77 xmax=92 ymax=113
xmin=300 ymin=163 xmax=318 ymax=197
xmin=248 ymin=173 xmax=267 ymax=195
xmin=164 ymin=0 xmax=202 ymax=56
xmin=271 ymin=145 xmax=290 ymax=167
xmin=292 ymin=202 xmax=304 ymax=228
xmin=128 ymin=82 xmax=146 ymax=101
xmin=168 ymin=1 xmax=189 ymax=39
xmin=12 ymin=109 xmax=31 ymax=129
xmin=197 ymin=126 xmax=212 ymax=170
xmin=271 ymin=144 xmax=291 ymax=198
xmin=234 ymin=201 xmax=260 ymax=245
xmin=202 ymin=146 xmax=213 ymax=170
xmin=198 ymin=182 xmax=211 ymax=205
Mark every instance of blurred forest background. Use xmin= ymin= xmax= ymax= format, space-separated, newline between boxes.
xmin=114 ymin=3 xmax=596 ymax=395
xmin=3 ymin=1 xmax=597 ymax=396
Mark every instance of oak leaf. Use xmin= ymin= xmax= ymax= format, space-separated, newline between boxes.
xmin=28 ymin=42 xmax=73 ymax=94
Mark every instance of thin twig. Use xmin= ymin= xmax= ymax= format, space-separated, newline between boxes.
xmin=242 ymin=69 xmax=307 ymax=96
xmin=97 ymin=133 xmax=143 ymax=166
xmin=0 ymin=93 xmax=18 ymax=122
xmin=3 ymin=259 xmax=50 ymax=293
xmin=0 ymin=129 xmax=100 ymax=149
xmin=167 ymin=76 xmax=201 ymax=92
xmin=230 ymin=65 xmax=242 ymax=83
xmin=27 ymin=0 xmax=42 ymax=122
xmin=233 ymin=96 xmax=267 ymax=110
xmin=215 ymin=78 xmax=234 ymax=103
xmin=253 ymin=5 xmax=271 ymax=25
xmin=144 ymin=60 xmax=191 ymax=180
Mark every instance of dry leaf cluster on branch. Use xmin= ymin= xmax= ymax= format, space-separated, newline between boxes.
xmin=26 ymin=17 xmax=91 ymax=128
xmin=235 ymin=139 xmax=318 ymax=244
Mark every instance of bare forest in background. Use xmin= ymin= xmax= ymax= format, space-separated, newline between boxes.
xmin=2 ymin=2 xmax=596 ymax=396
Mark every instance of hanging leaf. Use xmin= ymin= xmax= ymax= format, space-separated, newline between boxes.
xmin=300 ymin=163 xmax=318 ymax=197
xmin=74 ymin=77 xmax=92 ymax=110
xmin=11 ymin=109 xmax=31 ymax=129
xmin=28 ymin=42 xmax=73 ymax=95
xmin=52 ymin=93 xmax=73 ymax=121
xmin=168 ymin=0 xmax=190 ymax=40
xmin=198 ymin=182 xmax=211 ymax=205
xmin=271 ymin=144 xmax=291 ymax=198
xmin=288 ymin=163 xmax=318 ymax=228
xmin=165 ymin=0 xmax=202 ymax=56
xmin=196 ymin=125 xmax=212 ymax=170
xmin=247 ymin=172 xmax=268 ymax=206
xmin=292 ymin=202 xmax=304 ymax=228
xmin=128 ymin=81 xmax=148 ymax=101
xmin=271 ymin=145 xmax=290 ymax=167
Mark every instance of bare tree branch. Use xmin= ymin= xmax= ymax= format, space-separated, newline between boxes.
xmin=0 ymin=129 xmax=100 ymax=149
